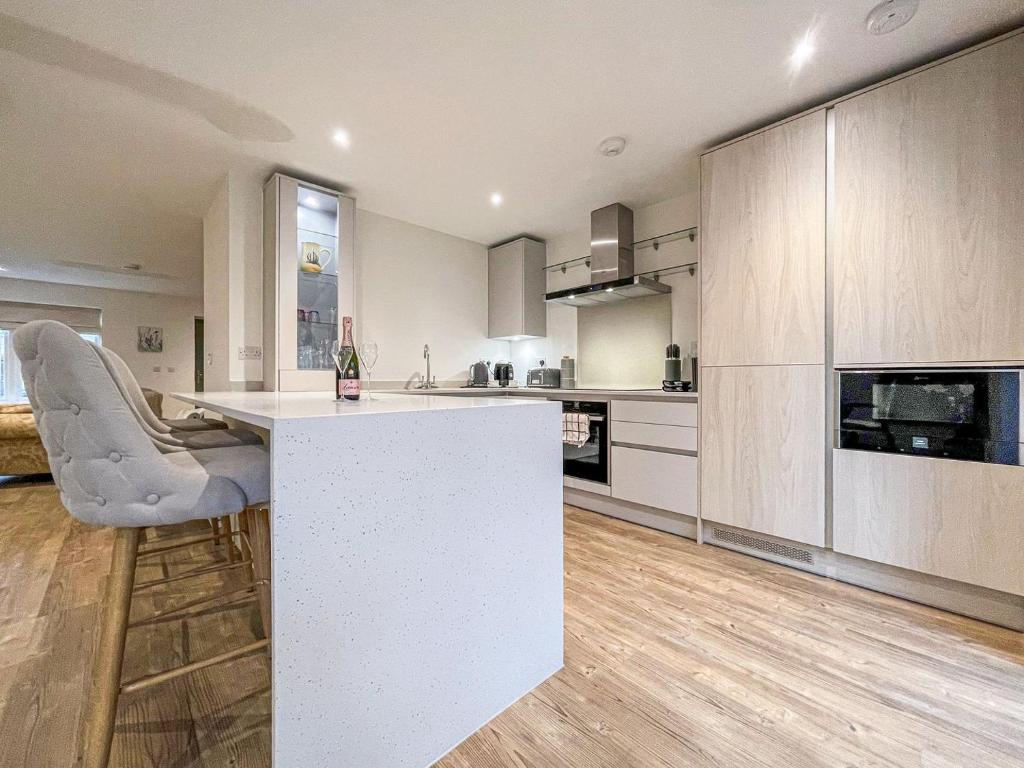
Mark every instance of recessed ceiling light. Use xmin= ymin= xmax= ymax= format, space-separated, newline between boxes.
xmin=304 ymin=195 xmax=320 ymax=208
xmin=490 ymin=192 xmax=503 ymax=207
xmin=790 ymin=30 xmax=816 ymax=71
xmin=866 ymin=0 xmax=918 ymax=35
xmin=332 ymin=129 xmax=351 ymax=148
xmin=597 ymin=136 xmax=626 ymax=157
xmin=0 ymin=265 xmax=8 ymax=271
xmin=605 ymin=287 xmax=614 ymax=293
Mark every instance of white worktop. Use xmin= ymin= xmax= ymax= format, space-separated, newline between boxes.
xmin=381 ymin=386 xmax=698 ymax=401
xmin=173 ymin=388 xmax=563 ymax=768
xmin=172 ymin=389 xmax=548 ymax=429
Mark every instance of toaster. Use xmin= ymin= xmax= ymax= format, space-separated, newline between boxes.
xmin=527 ymin=366 xmax=561 ymax=388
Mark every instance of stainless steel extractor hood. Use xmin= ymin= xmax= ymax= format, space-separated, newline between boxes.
xmin=545 ymin=202 xmax=671 ymax=307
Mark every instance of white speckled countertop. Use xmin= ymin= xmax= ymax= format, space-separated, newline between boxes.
xmin=173 ymin=387 xmax=563 ymax=767
xmin=380 ymin=386 xmax=698 ymax=401
xmin=172 ymin=390 xmax=550 ymax=429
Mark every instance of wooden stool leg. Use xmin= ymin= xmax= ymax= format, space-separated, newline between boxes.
xmin=210 ymin=516 xmax=221 ymax=545
xmin=79 ymin=527 xmax=140 ymax=768
xmin=222 ymin=515 xmax=237 ymax=562
xmin=246 ymin=507 xmax=272 ymax=641
xmin=238 ymin=511 xmax=252 ymax=565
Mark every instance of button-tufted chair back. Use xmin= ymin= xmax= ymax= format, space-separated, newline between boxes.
xmin=95 ymin=345 xmax=174 ymax=434
xmin=13 ymin=320 xmax=248 ymax=527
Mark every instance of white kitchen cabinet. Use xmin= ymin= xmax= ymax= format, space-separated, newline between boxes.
xmin=488 ymin=237 xmax=546 ymax=340
xmin=263 ymin=173 xmax=356 ymax=391
xmin=609 ymin=398 xmax=698 ymax=517
xmin=612 ymin=421 xmax=697 ymax=452
xmin=611 ymin=446 xmax=697 ymax=517
xmin=611 ymin=399 xmax=697 ymax=428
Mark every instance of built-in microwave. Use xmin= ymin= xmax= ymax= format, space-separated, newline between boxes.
xmin=837 ymin=369 xmax=1021 ymax=465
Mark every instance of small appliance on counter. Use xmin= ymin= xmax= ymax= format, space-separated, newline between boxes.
xmin=662 ymin=344 xmax=692 ymax=392
xmin=466 ymin=359 xmax=491 ymax=387
xmin=527 ymin=360 xmax=561 ymax=389
xmin=493 ymin=361 xmax=514 ymax=387
xmin=560 ymin=356 xmax=576 ymax=389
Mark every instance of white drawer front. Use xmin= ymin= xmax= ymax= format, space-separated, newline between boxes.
xmin=611 ymin=399 xmax=697 ymax=427
xmin=612 ymin=421 xmax=697 ymax=452
xmin=611 ymin=446 xmax=697 ymax=516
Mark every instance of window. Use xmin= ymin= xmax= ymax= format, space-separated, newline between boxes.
xmin=0 ymin=328 xmax=101 ymax=403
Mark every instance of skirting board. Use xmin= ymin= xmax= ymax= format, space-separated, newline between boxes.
xmin=565 ymin=487 xmax=697 ymax=540
xmin=702 ymin=520 xmax=1024 ymax=631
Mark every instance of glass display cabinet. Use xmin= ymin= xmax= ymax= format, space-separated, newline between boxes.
xmin=263 ymin=173 xmax=356 ymax=391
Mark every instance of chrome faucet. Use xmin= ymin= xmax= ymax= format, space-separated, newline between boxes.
xmin=416 ymin=344 xmax=437 ymax=389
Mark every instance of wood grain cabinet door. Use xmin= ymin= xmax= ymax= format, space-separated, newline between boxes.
xmin=834 ymin=450 xmax=1024 ymax=596
xmin=834 ymin=34 xmax=1024 ymax=365
xmin=700 ymin=110 xmax=826 ymax=367
xmin=700 ymin=365 xmax=825 ymax=547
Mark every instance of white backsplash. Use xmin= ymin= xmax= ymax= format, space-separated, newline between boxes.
xmin=577 ymin=294 xmax=672 ymax=389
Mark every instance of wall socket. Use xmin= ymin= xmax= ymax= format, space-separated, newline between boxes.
xmin=238 ymin=345 xmax=263 ymax=360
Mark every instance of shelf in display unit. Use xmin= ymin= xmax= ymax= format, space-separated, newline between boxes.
xmin=297 ymin=320 xmax=338 ymax=328
xmin=298 ymin=226 xmax=338 ymax=241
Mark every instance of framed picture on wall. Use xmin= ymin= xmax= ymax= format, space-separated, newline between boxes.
xmin=137 ymin=326 xmax=163 ymax=353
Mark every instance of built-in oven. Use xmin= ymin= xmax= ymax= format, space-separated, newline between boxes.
xmin=837 ymin=369 xmax=1021 ymax=465
xmin=562 ymin=400 xmax=608 ymax=483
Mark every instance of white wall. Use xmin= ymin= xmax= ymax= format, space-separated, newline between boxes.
xmin=355 ymin=209 xmax=508 ymax=385
xmin=509 ymin=183 xmax=700 ymax=387
xmin=203 ymin=179 xmax=230 ymax=390
xmin=1 ymin=278 xmax=202 ymax=415
xmin=203 ymin=169 xmax=264 ymax=391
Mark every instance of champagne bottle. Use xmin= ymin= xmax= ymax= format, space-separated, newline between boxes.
xmin=336 ymin=316 xmax=361 ymax=401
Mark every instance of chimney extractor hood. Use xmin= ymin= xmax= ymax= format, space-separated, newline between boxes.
xmin=545 ymin=203 xmax=671 ymax=307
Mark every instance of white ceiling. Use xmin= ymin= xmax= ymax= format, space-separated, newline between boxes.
xmin=0 ymin=0 xmax=1021 ymax=296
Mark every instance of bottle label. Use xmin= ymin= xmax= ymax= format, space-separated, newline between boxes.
xmin=343 ymin=378 xmax=361 ymax=397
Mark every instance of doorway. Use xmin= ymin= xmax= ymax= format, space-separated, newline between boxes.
xmin=194 ymin=317 xmax=204 ymax=391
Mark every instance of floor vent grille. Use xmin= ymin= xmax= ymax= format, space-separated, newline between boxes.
xmin=712 ymin=528 xmax=814 ymax=565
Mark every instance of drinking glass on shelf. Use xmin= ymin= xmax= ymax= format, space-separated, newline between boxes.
xmin=359 ymin=340 xmax=379 ymax=400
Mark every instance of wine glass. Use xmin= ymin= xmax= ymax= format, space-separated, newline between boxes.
xmin=331 ymin=339 xmax=353 ymax=382
xmin=358 ymin=340 xmax=379 ymax=400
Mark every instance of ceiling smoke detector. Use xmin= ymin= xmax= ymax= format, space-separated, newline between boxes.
xmin=866 ymin=0 xmax=918 ymax=35
xmin=597 ymin=136 xmax=626 ymax=157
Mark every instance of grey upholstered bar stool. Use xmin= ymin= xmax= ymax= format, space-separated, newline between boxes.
xmin=94 ymin=345 xmax=263 ymax=450
xmin=92 ymin=343 xmax=264 ymax=556
xmin=13 ymin=320 xmax=273 ymax=768
xmin=98 ymin=346 xmax=230 ymax=432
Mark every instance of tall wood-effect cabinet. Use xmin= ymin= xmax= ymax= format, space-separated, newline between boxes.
xmin=264 ymin=174 xmax=356 ymax=391
xmin=699 ymin=110 xmax=827 ymax=548
xmin=833 ymin=33 xmax=1024 ymax=366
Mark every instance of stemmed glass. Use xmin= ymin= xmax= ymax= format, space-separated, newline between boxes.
xmin=330 ymin=339 xmax=353 ymax=392
xmin=358 ymin=341 xmax=379 ymax=400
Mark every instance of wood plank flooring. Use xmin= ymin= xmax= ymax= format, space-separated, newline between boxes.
xmin=1 ymin=479 xmax=1022 ymax=767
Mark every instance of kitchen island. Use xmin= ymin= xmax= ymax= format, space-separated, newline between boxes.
xmin=172 ymin=391 xmax=564 ymax=768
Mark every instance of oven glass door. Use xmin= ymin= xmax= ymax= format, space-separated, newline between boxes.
xmin=563 ymin=403 xmax=608 ymax=483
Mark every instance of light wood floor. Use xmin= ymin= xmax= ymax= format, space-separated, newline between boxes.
xmin=1 ymin=479 xmax=1023 ymax=767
